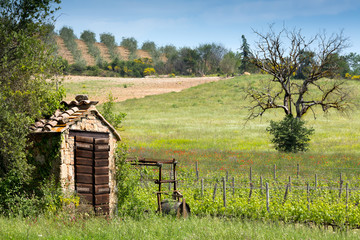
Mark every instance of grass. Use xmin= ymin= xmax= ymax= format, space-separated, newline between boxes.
xmin=101 ymin=75 xmax=360 ymax=180
xmin=112 ymin=75 xmax=360 ymax=154
xmin=1 ymin=215 xmax=359 ymax=240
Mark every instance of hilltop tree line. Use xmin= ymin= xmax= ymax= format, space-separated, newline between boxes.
xmin=56 ymin=27 xmax=360 ymax=79
xmin=57 ymin=26 xmax=258 ymax=77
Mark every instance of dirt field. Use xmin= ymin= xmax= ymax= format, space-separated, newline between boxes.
xmin=63 ymin=75 xmax=229 ymax=103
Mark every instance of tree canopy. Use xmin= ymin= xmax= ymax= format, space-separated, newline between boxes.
xmin=0 ymin=0 xmax=63 ymax=180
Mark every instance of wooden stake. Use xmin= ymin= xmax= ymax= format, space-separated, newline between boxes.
xmin=196 ymin=162 xmax=199 ymax=181
xmin=232 ymin=177 xmax=235 ymax=195
xmin=266 ymin=182 xmax=270 ymax=213
xmin=248 ymin=182 xmax=253 ymax=201
xmin=297 ymin=164 xmax=300 ymax=178
xmin=213 ymin=182 xmax=218 ymax=202
xmin=346 ymin=183 xmax=349 ymax=212
xmin=307 ymin=183 xmax=310 ymax=211
xmin=223 ymin=177 xmax=226 ymax=208
xmin=288 ymin=176 xmax=291 ymax=192
xmin=249 ymin=167 xmax=252 ymax=183
xmin=283 ymin=183 xmax=289 ymax=205
xmin=273 ymin=164 xmax=276 ymax=180
xmin=201 ymin=178 xmax=204 ymax=198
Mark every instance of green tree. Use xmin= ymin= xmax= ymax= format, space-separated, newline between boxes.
xmin=177 ymin=47 xmax=199 ymax=75
xmin=80 ymin=30 xmax=96 ymax=43
xmin=239 ymin=35 xmax=255 ymax=73
xmin=196 ymin=43 xmax=226 ymax=75
xmin=100 ymin=32 xmax=118 ymax=60
xmin=220 ymin=51 xmax=239 ymax=76
xmin=0 ymin=0 xmax=64 ymax=215
xmin=345 ymin=52 xmax=360 ymax=75
xmin=267 ymin=114 xmax=314 ymax=153
xmin=158 ymin=45 xmax=179 ymax=74
xmin=141 ymin=40 xmax=160 ymax=62
xmin=121 ymin=37 xmax=138 ymax=60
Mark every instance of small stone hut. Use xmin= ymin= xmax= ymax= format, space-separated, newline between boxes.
xmin=30 ymin=95 xmax=121 ymax=215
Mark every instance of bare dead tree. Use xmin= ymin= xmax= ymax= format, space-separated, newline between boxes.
xmin=246 ymin=26 xmax=351 ymax=119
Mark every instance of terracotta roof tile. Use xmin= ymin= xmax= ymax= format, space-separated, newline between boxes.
xmin=30 ymin=94 xmax=121 ymax=141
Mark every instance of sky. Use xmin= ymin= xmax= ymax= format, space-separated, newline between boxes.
xmin=54 ymin=0 xmax=360 ymax=54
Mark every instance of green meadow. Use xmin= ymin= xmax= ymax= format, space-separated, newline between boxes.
xmin=24 ymin=74 xmax=359 ymax=238
xmin=108 ymin=75 xmax=359 ymax=153
xmin=85 ymin=75 xmax=359 ymax=178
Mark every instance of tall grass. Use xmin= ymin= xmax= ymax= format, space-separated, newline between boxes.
xmin=1 ymin=216 xmax=359 ymax=240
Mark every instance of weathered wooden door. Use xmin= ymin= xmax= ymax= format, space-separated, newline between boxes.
xmin=74 ymin=135 xmax=110 ymax=214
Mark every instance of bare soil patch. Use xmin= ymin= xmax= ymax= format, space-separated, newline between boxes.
xmin=63 ymin=76 xmax=229 ymax=103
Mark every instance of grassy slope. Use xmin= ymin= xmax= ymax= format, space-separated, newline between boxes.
xmin=113 ymin=75 xmax=360 ymax=154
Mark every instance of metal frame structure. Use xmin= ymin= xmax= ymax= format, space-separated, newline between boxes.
xmin=126 ymin=158 xmax=184 ymax=212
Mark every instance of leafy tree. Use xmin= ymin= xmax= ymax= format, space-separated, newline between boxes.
xmin=267 ymin=114 xmax=314 ymax=153
xmin=0 ymin=0 xmax=64 ymax=215
xmin=100 ymin=32 xmax=118 ymax=60
xmin=157 ymin=45 xmax=179 ymax=74
xmin=80 ymin=30 xmax=96 ymax=43
xmin=345 ymin=52 xmax=360 ymax=75
xmin=121 ymin=37 xmax=138 ymax=60
xmin=196 ymin=43 xmax=227 ymax=75
xmin=100 ymin=32 xmax=116 ymax=48
xmin=177 ymin=47 xmax=199 ymax=75
xmin=220 ymin=51 xmax=239 ymax=76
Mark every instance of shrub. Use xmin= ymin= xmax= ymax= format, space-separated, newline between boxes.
xmin=101 ymin=93 xmax=126 ymax=129
xmin=266 ymin=114 xmax=314 ymax=153
xmin=143 ymin=67 xmax=156 ymax=76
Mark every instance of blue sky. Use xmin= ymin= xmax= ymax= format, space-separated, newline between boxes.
xmin=54 ymin=0 xmax=360 ymax=54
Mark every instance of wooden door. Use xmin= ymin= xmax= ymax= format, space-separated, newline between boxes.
xmin=74 ymin=135 xmax=110 ymax=214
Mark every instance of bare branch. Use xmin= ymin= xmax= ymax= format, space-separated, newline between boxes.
xmin=248 ymin=26 xmax=351 ymax=120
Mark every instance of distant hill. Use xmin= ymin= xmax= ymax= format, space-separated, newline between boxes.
xmin=54 ymin=36 xmax=155 ymax=66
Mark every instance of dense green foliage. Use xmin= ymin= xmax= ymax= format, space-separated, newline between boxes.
xmin=107 ymin=57 xmax=155 ymax=77
xmin=0 ymin=0 xmax=64 ymax=216
xmin=267 ymin=115 xmax=314 ymax=153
